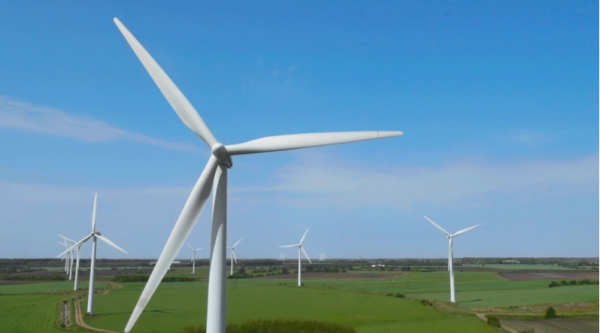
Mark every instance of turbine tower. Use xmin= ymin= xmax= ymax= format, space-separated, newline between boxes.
xmin=187 ymin=243 xmax=203 ymax=274
xmin=113 ymin=18 xmax=402 ymax=333
xmin=58 ymin=194 xmax=128 ymax=315
xmin=280 ymin=228 xmax=312 ymax=287
xmin=59 ymin=234 xmax=80 ymax=287
xmin=227 ymin=238 xmax=243 ymax=276
xmin=423 ymin=216 xmax=480 ymax=303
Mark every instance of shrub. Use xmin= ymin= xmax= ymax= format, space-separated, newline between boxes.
xmin=485 ymin=315 xmax=500 ymax=328
xmin=419 ymin=299 xmax=432 ymax=306
xmin=545 ymin=306 xmax=557 ymax=319
xmin=395 ymin=293 xmax=405 ymax=298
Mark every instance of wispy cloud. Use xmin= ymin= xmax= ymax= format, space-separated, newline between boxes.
xmin=503 ymin=130 xmax=555 ymax=147
xmin=0 ymin=97 xmax=199 ymax=152
xmin=247 ymin=153 xmax=598 ymax=210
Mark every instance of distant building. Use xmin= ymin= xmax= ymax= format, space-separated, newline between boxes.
xmin=502 ymin=260 xmax=520 ymax=264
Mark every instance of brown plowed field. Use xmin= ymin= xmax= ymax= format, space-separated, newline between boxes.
xmin=498 ymin=270 xmax=598 ymax=281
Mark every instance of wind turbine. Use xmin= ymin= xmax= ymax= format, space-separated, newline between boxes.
xmin=60 ymin=234 xmax=82 ymax=290
xmin=58 ymin=194 xmax=128 ymax=315
xmin=423 ymin=216 xmax=480 ymax=303
xmin=187 ymin=243 xmax=203 ymax=274
xmin=113 ymin=18 xmax=402 ymax=333
xmin=57 ymin=240 xmax=72 ymax=278
xmin=280 ymin=228 xmax=312 ymax=287
xmin=319 ymin=253 xmax=326 ymax=261
xmin=227 ymin=238 xmax=243 ymax=276
xmin=58 ymin=235 xmax=77 ymax=281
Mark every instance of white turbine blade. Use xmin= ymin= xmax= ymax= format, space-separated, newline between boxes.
xmin=232 ymin=250 xmax=237 ymax=264
xmin=92 ymin=193 xmax=98 ymax=233
xmin=113 ymin=18 xmax=217 ymax=148
xmin=452 ymin=224 xmax=481 ymax=237
xmin=196 ymin=248 xmax=203 ymax=251
xmin=280 ymin=244 xmax=299 ymax=248
xmin=186 ymin=243 xmax=194 ymax=251
xmin=58 ymin=241 xmax=67 ymax=247
xmin=57 ymin=234 xmax=92 ymax=258
xmin=301 ymin=247 xmax=312 ymax=263
xmin=58 ymin=234 xmax=76 ymax=244
xmin=124 ymin=155 xmax=219 ymax=333
xmin=299 ymin=228 xmax=310 ymax=245
xmin=96 ymin=235 xmax=128 ymax=254
xmin=423 ymin=216 xmax=451 ymax=236
xmin=225 ymin=131 xmax=403 ymax=156
xmin=232 ymin=237 xmax=243 ymax=248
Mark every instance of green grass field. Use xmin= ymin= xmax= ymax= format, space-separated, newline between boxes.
xmin=461 ymin=264 xmax=573 ymax=270
xmin=0 ymin=269 xmax=597 ymax=332
xmin=0 ymin=280 xmax=107 ymax=333
xmin=89 ymin=279 xmax=496 ymax=333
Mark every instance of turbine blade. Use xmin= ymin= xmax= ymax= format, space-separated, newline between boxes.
xmin=452 ymin=224 xmax=481 ymax=237
xmin=58 ymin=234 xmax=76 ymax=244
xmin=186 ymin=243 xmax=194 ymax=251
xmin=232 ymin=250 xmax=237 ymax=264
xmin=92 ymin=193 xmax=98 ymax=233
xmin=196 ymin=248 xmax=203 ymax=251
xmin=279 ymin=244 xmax=299 ymax=248
xmin=299 ymin=228 xmax=310 ymax=244
xmin=113 ymin=18 xmax=217 ymax=148
xmin=124 ymin=155 xmax=219 ymax=333
xmin=232 ymin=237 xmax=243 ymax=248
xmin=301 ymin=247 xmax=312 ymax=263
xmin=225 ymin=131 xmax=403 ymax=156
xmin=96 ymin=235 xmax=128 ymax=254
xmin=57 ymin=234 xmax=92 ymax=258
xmin=423 ymin=216 xmax=451 ymax=236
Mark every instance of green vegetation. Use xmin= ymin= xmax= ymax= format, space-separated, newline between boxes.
xmin=112 ymin=273 xmax=195 ymax=282
xmin=0 ymin=274 xmax=66 ymax=281
xmin=549 ymin=279 xmax=598 ymax=287
xmin=485 ymin=315 xmax=500 ymax=328
xmin=182 ymin=319 xmax=357 ymax=333
xmin=545 ymin=306 xmax=557 ymax=319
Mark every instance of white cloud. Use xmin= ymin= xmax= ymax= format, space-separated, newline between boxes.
xmin=0 ymin=96 xmax=199 ymax=152
xmin=250 ymin=154 xmax=599 ymax=210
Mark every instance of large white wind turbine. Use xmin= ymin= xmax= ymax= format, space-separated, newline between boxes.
xmin=113 ymin=18 xmax=402 ymax=333
xmin=187 ymin=243 xmax=203 ymax=275
xmin=280 ymin=228 xmax=312 ymax=287
xmin=58 ymin=194 xmax=128 ymax=315
xmin=60 ymin=234 xmax=82 ymax=290
xmin=423 ymin=216 xmax=480 ymax=303
xmin=227 ymin=238 xmax=243 ymax=276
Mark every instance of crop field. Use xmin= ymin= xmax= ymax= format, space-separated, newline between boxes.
xmin=0 ymin=281 xmax=107 ymax=333
xmin=0 ymin=268 xmax=597 ymax=333
xmin=88 ymin=279 xmax=495 ymax=333
xmin=461 ymin=264 xmax=575 ymax=270
xmin=501 ymin=318 xmax=599 ymax=333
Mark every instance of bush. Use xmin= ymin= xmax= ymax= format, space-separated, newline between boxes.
xmin=485 ymin=315 xmax=500 ymax=328
xmin=419 ymin=299 xmax=432 ymax=306
xmin=395 ymin=293 xmax=405 ymax=298
xmin=545 ymin=306 xmax=557 ymax=319
xmin=182 ymin=319 xmax=356 ymax=333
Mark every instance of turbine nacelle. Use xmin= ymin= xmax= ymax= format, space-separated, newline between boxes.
xmin=211 ymin=143 xmax=233 ymax=167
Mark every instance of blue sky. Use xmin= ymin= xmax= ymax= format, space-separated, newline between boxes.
xmin=0 ymin=1 xmax=597 ymax=259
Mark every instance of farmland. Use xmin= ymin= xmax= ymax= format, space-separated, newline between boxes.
xmin=0 ymin=259 xmax=597 ymax=333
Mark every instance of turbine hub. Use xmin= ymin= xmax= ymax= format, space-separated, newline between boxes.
xmin=211 ymin=143 xmax=233 ymax=168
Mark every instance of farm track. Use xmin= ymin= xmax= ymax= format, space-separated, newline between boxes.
xmin=71 ymin=282 xmax=121 ymax=333
xmin=475 ymin=313 xmax=518 ymax=333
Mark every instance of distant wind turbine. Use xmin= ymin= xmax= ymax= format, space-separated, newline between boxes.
xmin=113 ymin=17 xmax=402 ymax=333
xmin=187 ymin=243 xmax=203 ymax=274
xmin=280 ymin=228 xmax=312 ymax=287
xmin=227 ymin=238 xmax=243 ymax=276
xmin=58 ymin=234 xmax=81 ymax=290
xmin=319 ymin=253 xmax=326 ymax=261
xmin=58 ymin=194 xmax=128 ymax=315
xmin=423 ymin=215 xmax=480 ymax=303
